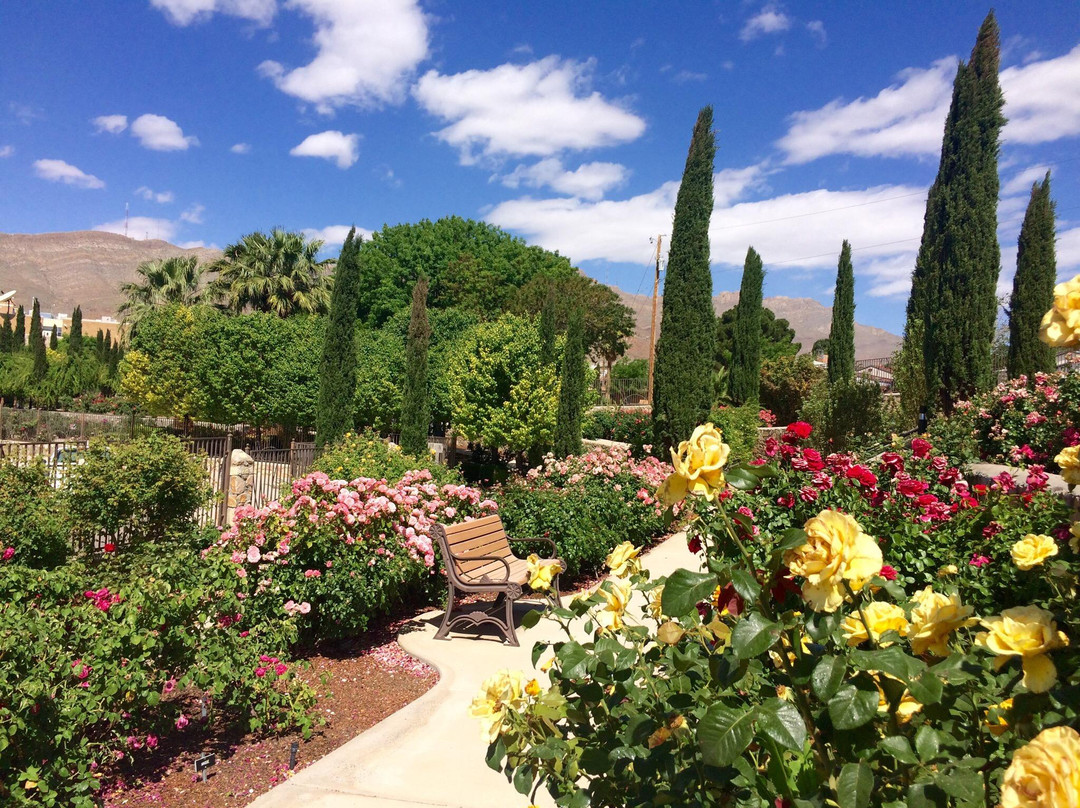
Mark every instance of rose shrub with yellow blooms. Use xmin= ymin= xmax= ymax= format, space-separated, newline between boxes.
xmin=480 ymin=423 xmax=1080 ymax=808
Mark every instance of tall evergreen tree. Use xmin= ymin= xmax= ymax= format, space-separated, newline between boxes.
xmin=104 ymin=331 xmax=113 ymax=356
xmin=827 ymin=240 xmax=856 ymax=386
xmin=1008 ymin=172 xmax=1057 ymax=378
xmin=30 ymin=299 xmax=47 ymax=380
xmin=95 ymin=329 xmax=105 ymax=359
xmin=316 ymin=229 xmax=361 ymax=448
xmin=49 ymin=324 xmax=58 ymax=350
xmin=905 ymin=11 xmax=1005 ymax=412
xmin=400 ymin=276 xmax=432 ymax=457
xmin=13 ymin=305 xmax=25 ymax=348
xmin=0 ymin=314 xmax=11 ymax=353
xmin=539 ymin=293 xmax=557 ymax=367
xmin=653 ymin=106 xmax=717 ymax=451
xmin=68 ymin=305 xmax=84 ymax=354
xmin=730 ymin=247 xmax=765 ymax=405
xmin=554 ymin=307 xmax=586 ymax=458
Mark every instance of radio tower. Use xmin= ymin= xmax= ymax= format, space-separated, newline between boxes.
xmin=124 ymin=202 xmax=129 ymax=238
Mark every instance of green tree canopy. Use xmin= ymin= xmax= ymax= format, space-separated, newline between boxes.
xmin=119 ymin=255 xmax=206 ymax=336
xmin=554 ymin=307 xmax=586 ymax=458
xmin=827 ymin=240 xmax=855 ymax=386
xmin=716 ymin=305 xmax=799 ymax=368
xmin=30 ymin=299 xmax=46 ymax=381
xmin=400 ymin=276 xmax=432 ymax=456
xmin=730 ymin=246 xmax=765 ymax=405
xmin=316 ymin=230 xmax=361 ymax=447
xmin=1007 ymin=172 xmax=1057 ymax=379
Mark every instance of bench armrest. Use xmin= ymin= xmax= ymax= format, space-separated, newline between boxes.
xmin=451 ymin=553 xmax=512 ymax=584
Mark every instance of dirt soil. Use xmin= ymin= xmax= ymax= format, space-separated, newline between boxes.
xmin=102 ymin=621 xmax=437 ymax=808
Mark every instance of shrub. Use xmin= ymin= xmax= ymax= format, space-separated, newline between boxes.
xmin=801 ymin=378 xmax=885 ymax=452
xmin=312 ymin=429 xmax=462 ymax=486
xmin=759 ymin=354 xmax=823 ymax=424
xmin=0 ymin=461 xmax=69 ymax=568
xmin=0 ymin=543 xmax=316 ymax=807
xmin=706 ymin=404 xmax=761 ymax=462
xmin=581 ymin=409 xmax=653 ymax=457
xmin=208 ymin=469 xmax=496 ymax=639
xmin=64 ymin=434 xmax=210 ymax=547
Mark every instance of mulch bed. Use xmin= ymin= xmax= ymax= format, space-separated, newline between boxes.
xmin=102 ymin=620 xmax=437 ymax=808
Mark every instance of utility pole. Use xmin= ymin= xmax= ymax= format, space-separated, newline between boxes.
xmin=647 ymin=234 xmax=662 ymax=402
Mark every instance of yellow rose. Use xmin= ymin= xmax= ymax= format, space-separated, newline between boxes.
xmin=647 ymin=585 xmax=664 ymax=620
xmin=1001 ymin=725 xmax=1080 ymax=808
xmin=937 ymin=564 xmax=959 ymax=578
xmin=976 ymin=606 xmax=1070 ymax=693
xmin=1039 ymin=274 xmax=1080 ymax=348
xmin=524 ymin=679 xmax=541 ymax=697
xmin=605 ymin=541 xmax=641 ymax=578
xmin=841 ymin=601 xmax=910 ymax=647
xmin=783 ymin=510 xmax=884 ymax=613
xmin=1011 ymin=534 xmax=1059 ymax=570
xmin=596 ymin=578 xmax=633 ymax=632
xmin=874 ymin=674 xmax=922 ymax=723
xmin=1056 ymin=446 xmax=1080 ymax=487
xmin=526 ymin=553 xmax=558 ymax=591
xmin=1070 ymin=523 xmax=1080 ymax=553
xmin=984 ymin=698 xmax=1013 ymax=738
xmin=908 ymin=586 xmax=978 ymax=657
xmin=657 ymin=423 xmax=730 ymax=504
xmin=469 ymin=669 xmax=527 ymax=743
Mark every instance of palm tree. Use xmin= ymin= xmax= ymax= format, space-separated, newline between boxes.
xmin=119 ymin=255 xmax=205 ymax=336
xmin=208 ymin=229 xmax=334 ymax=317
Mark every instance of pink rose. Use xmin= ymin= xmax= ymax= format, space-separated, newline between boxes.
xmin=246 ymin=545 xmax=261 ymax=564
xmin=275 ymin=663 xmax=288 ymax=676
xmin=255 ymin=666 xmax=267 ymax=678
xmin=176 ymin=713 xmax=189 ymax=730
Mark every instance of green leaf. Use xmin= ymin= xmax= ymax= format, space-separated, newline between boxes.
xmin=777 ymin=528 xmax=808 ymax=553
xmin=906 ymin=670 xmax=943 ymax=706
xmin=520 ymin=608 xmax=542 ymax=630
xmin=915 ymin=726 xmax=941 ymax=763
xmin=748 ymin=461 xmax=779 ymax=479
xmin=850 ymin=646 xmax=922 ymax=682
xmin=725 ymin=466 xmax=760 ymax=491
xmin=755 ymin=698 xmax=807 ymax=753
xmin=878 ymin=735 xmax=918 ymax=765
xmin=697 ymin=703 xmax=755 ymax=767
xmin=836 ymin=762 xmax=873 ymax=808
xmin=557 ymin=642 xmax=591 ymax=679
xmin=513 ymin=764 xmax=534 ymax=795
xmin=661 ymin=569 xmax=717 ymax=616
xmin=936 ymin=766 xmax=984 ymax=803
xmin=486 ymin=736 xmax=506 ymax=772
xmin=805 ymin=610 xmax=841 ymax=642
xmin=730 ymin=569 xmax=761 ymax=602
xmin=907 ymin=783 xmax=948 ymax=808
xmin=811 ymin=656 xmax=846 ymax=701
xmin=731 ymin=612 xmax=779 ymax=660
xmin=827 ymin=681 xmax=879 ymax=730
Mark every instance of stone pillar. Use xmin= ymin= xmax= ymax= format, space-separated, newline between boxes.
xmin=226 ymin=448 xmax=254 ymax=526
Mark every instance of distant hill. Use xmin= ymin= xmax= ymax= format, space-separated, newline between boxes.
xmin=0 ymin=231 xmax=221 ymax=317
xmin=616 ymin=288 xmax=901 ymax=361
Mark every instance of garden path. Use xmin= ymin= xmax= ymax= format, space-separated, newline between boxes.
xmin=246 ymin=531 xmax=695 ymax=808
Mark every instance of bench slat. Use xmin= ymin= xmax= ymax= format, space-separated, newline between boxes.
xmin=454 ymin=534 xmax=511 ymax=558
xmin=445 ymin=517 xmax=505 ymax=545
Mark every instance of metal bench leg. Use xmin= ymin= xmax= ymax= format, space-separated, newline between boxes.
xmin=503 ymin=593 xmax=519 ymax=647
xmin=434 ymin=582 xmax=456 ymax=641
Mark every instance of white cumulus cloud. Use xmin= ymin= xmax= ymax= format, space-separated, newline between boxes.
xmin=34 ymin=159 xmax=105 ymax=189
xmin=93 ymin=114 xmax=129 ymax=134
xmin=499 ymin=158 xmax=629 ymax=201
xmin=1001 ymin=45 xmax=1080 ymax=145
xmin=150 ymin=0 xmax=276 ymax=26
xmin=259 ymin=0 xmax=428 ymax=112
xmin=301 ymin=225 xmax=374 ymax=248
xmin=95 ymin=216 xmax=179 ymax=242
xmin=130 ymin=114 xmax=199 ymax=151
xmin=1058 ymin=226 xmax=1080 ymax=273
xmin=289 ymin=130 xmax=360 ymax=168
xmin=180 ymin=203 xmax=205 ymax=223
xmin=740 ymin=6 xmax=792 ymax=41
xmin=0 ymin=145 xmax=13 ymax=158
xmin=413 ymin=56 xmax=646 ymax=164
xmin=1001 ymin=164 xmax=1052 ymax=197
xmin=230 ymin=142 xmax=251 ymax=154
xmin=135 ymin=186 xmax=175 ymax=204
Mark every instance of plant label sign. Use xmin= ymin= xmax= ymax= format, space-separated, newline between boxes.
xmin=195 ymin=753 xmax=217 ymax=782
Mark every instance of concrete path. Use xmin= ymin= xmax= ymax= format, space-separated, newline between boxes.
xmin=247 ymin=532 xmax=696 ymax=808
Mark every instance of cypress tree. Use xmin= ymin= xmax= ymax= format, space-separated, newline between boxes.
xmin=68 ymin=305 xmax=84 ymax=354
xmin=0 ymin=314 xmax=11 ymax=353
xmin=399 ymin=276 xmax=431 ymax=457
xmin=316 ymin=229 xmax=361 ymax=448
xmin=30 ymin=299 xmax=47 ymax=380
xmin=539 ymin=293 xmax=557 ymax=367
xmin=13 ymin=305 xmax=25 ymax=348
xmin=49 ymin=324 xmax=58 ymax=350
xmin=907 ymin=11 xmax=1005 ymax=412
xmin=827 ymin=240 xmax=856 ymax=386
xmin=554 ymin=307 xmax=586 ymax=458
xmin=1007 ymin=172 xmax=1056 ymax=379
xmin=653 ymin=106 xmax=717 ymax=451
xmin=730 ymin=247 xmax=764 ymax=405
xmin=95 ymin=329 xmax=105 ymax=359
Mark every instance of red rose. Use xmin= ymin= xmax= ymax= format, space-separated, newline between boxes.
xmin=103 ymin=543 xmax=117 ymax=553
xmin=687 ymin=536 xmax=702 ymax=554
xmin=911 ymin=438 xmax=932 ymax=459
xmin=786 ymin=421 xmax=813 ymax=439
xmin=879 ymin=565 xmax=898 ymax=581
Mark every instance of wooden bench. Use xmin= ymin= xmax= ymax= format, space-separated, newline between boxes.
xmin=431 ymin=514 xmax=564 ymax=646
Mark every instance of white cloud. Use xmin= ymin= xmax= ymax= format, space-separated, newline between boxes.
xmin=130 ymin=114 xmax=199 ymax=151
xmin=178 ymin=240 xmax=211 ymax=249
xmin=672 ymin=70 xmax=707 ymax=84
xmin=0 ymin=145 xmax=12 ymax=158
xmin=180 ymin=203 xmax=205 ymax=224
xmin=1059 ymin=227 xmax=1080 ymax=272
xmin=150 ymin=0 xmax=276 ymax=26
xmin=94 ymin=216 xmax=179 ymax=242
xmin=230 ymin=142 xmax=251 ymax=154
xmin=806 ymin=20 xmax=827 ymax=47
xmin=1001 ymin=164 xmax=1051 ymax=197
xmin=499 ymin=158 xmax=629 ymax=200
xmin=778 ymin=46 xmax=1080 ymax=164
xmin=301 ymin=225 xmax=374 ymax=248
xmin=33 ymin=159 xmax=105 ymax=189
xmin=289 ymin=130 xmax=360 ymax=168
xmin=93 ymin=114 xmax=128 ymax=134
xmin=259 ymin=0 xmax=428 ymax=112
xmin=740 ymin=6 xmax=791 ymax=41
xmin=1001 ymin=45 xmax=1080 ymax=145
xmin=413 ymin=56 xmax=646 ymax=163
xmin=135 ymin=186 xmax=175 ymax=204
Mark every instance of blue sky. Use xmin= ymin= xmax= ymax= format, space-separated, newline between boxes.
xmin=1 ymin=1 xmax=1079 ymax=335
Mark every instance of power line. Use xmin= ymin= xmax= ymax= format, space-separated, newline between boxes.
xmin=711 ymin=190 xmax=927 ymax=232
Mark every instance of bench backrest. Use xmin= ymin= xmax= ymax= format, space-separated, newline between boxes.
xmin=439 ymin=514 xmax=513 ymax=577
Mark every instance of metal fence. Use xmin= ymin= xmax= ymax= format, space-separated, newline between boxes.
xmin=247 ymin=441 xmax=316 ymax=509
xmin=0 ymin=439 xmax=88 ymax=487
xmin=594 ymin=377 xmax=649 ymax=407
xmin=182 ymin=435 xmax=233 ymax=529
